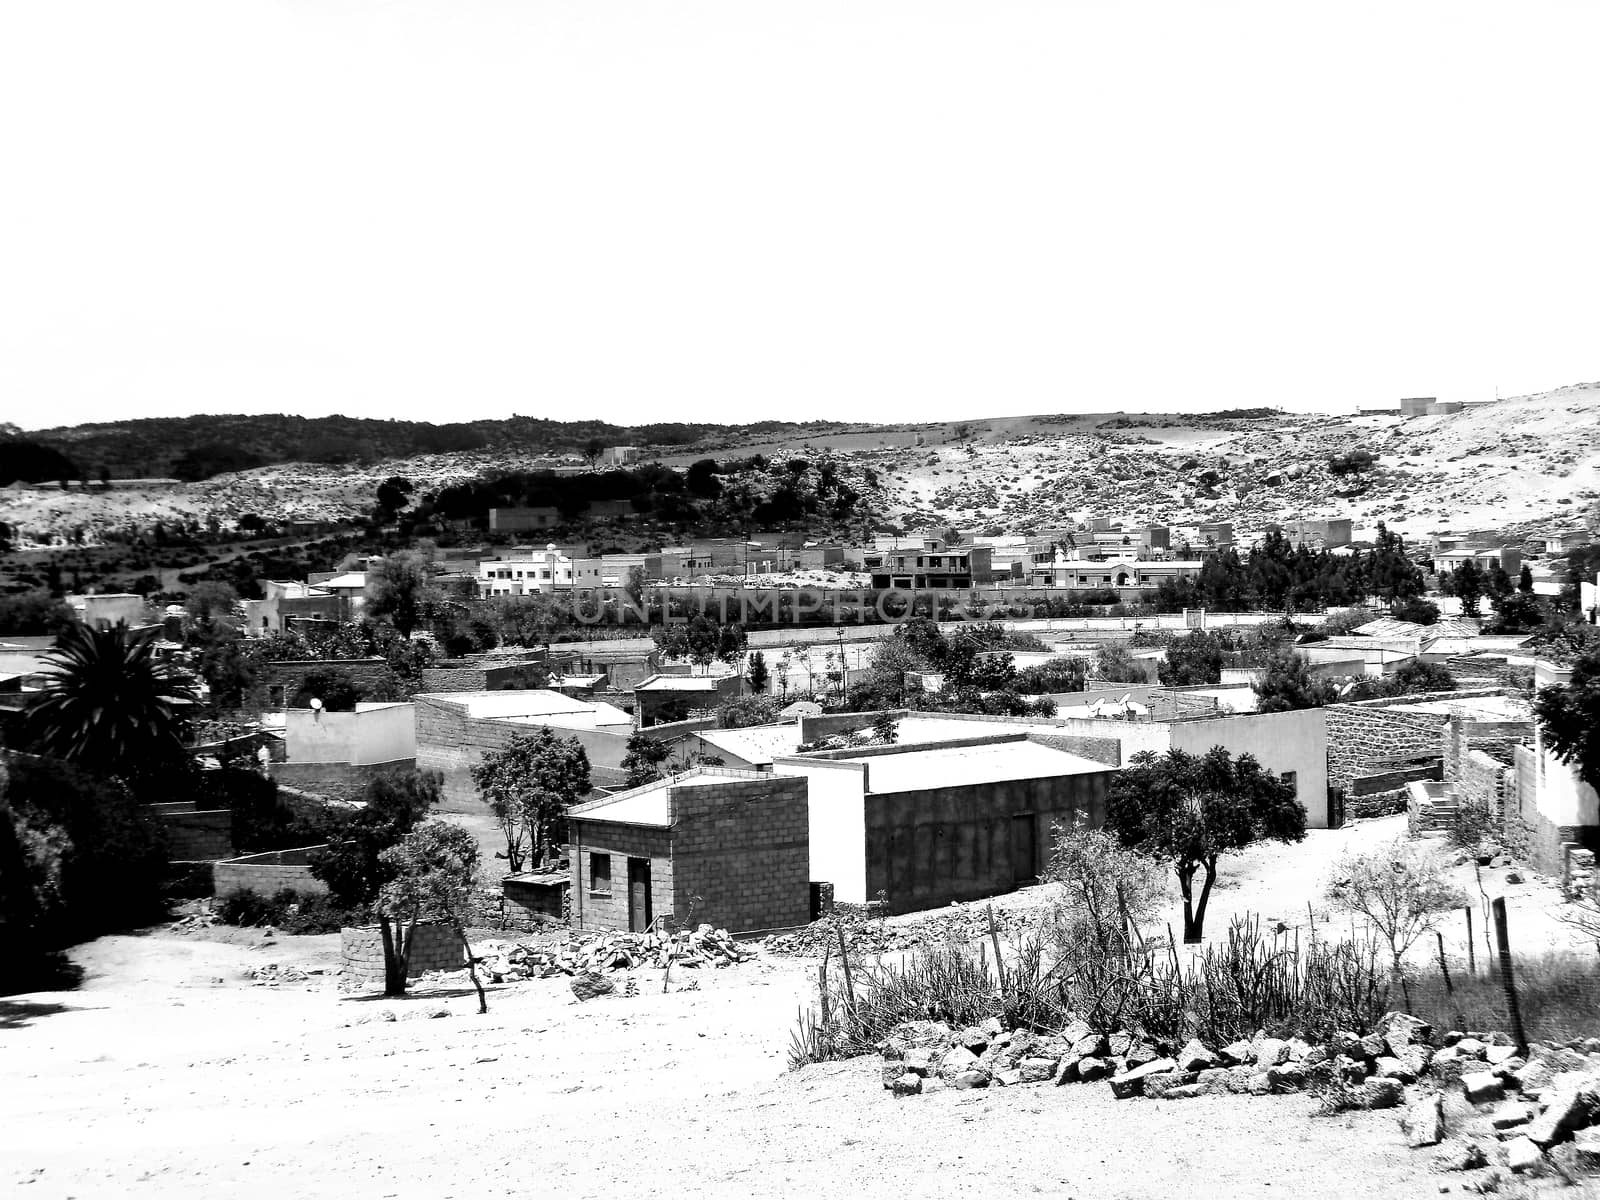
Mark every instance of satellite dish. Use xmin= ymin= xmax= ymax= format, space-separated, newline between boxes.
xmin=1118 ymin=693 xmax=1132 ymax=705
xmin=310 ymin=697 xmax=324 ymax=712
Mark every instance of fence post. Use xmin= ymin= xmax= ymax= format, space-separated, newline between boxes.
xmin=1464 ymin=908 xmax=1476 ymax=976
xmin=1490 ymin=897 xmax=1529 ymax=1057
xmin=1435 ymin=931 xmax=1454 ymax=996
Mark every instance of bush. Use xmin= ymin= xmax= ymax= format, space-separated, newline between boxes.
xmin=217 ymin=887 xmax=357 ymax=933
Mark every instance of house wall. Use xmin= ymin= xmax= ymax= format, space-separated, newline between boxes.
xmin=863 ymin=771 xmax=1110 ymax=915
xmin=285 ymin=704 xmax=416 ymax=766
xmin=774 ymin=760 xmax=869 ymax=903
xmin=566 ymin=821 xmax=673 ymax=932
xmin=1169 ymin=708 xmax=1331 ymax=829
xmin=419 ymin=662 xmax=548 ymax=693
xmin=1326 ymin=699 xmax=1452 ymax=796
xmin=1506 ymin=744 xmax=1597 ymax=875
xmin=669 ymin=776 xmax=810 ymax=933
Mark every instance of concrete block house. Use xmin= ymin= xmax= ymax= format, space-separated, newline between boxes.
xmin=567 ymin=769 xmax=811 ymax=935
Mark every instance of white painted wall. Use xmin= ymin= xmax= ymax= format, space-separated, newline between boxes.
xmin=1532 ymin=662 xmax=1599 ymax=826
xmin=287 ymin=702 xmax=416 ymax=765
xmin=1170 ymin=708 xmax=1330 ymax=829
xmin=772 ymin=759 xmax=867 ymax=903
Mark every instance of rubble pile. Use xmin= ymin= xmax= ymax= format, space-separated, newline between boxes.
xmin=474 ymin=924 xmax=753 ymax=984
xmin=765 ymin=905 xmax=1044 ymax=958
xmin=243 ymin=962 xmax=326 ymax=986
xmin=877 ymin=1012 xmax=1600 ymax=1181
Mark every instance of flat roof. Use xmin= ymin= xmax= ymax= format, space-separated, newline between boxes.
xmin=419 ymin=688 xmax=608 ymax=720
xmin=823 ymin=739 xmax=1111 ymax=795
xmin=697 ymin=724 xmax=803 ymax=766
xmin=634 ymin=674 xmax=726 ymax=691
xmin=1390 ymin=694 xmax=1530 ymax=720
xmin=570 ymin=768 xmax=758 ymax=827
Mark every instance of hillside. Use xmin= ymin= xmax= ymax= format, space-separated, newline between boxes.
xmin=3 ymin=384 xmax=1597 ymax=550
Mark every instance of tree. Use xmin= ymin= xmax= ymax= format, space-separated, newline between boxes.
xmin=1391 ymin=598 xmax=1441 ymax=626
xmin=619 ymin=730 xmax=673 ymax=787
xmin=375 ymin=820 xmax=484 ymax=1006
xmin=374 ymin=475 xmax=414 ymax=518
xmin=469 ymin=729 xmax=591 ymax=872
xmin=652 ymin=616 xmax=746 ymax=674
xmin=1328 ymin=837 xmax=1467 ymax=993
xmin=1517 ymin=564 xmax=1535 ymax=595
xmin=1093 ymin=644 xmax=1147 ymax=683
xmin=583 ymin=438 xmax=606 ymax=469
xmin=1533 ymin=643 xmax=1600 ymax=794
xmin=1253 ymin=650 xmax=1336 ymax=712
xmin=719 ymin=694 xmax=782 ymax=729
xmin=1015 ymin=656 xmax=1087 ymax=695
xmin=0 ymin=591 xmax=77 ymax=638
xmin=364 ymin=550 xmax=437 ymax=638
xmin=1451 ymin=560 xmax=1484 ymax=618
xmin=1103 ymin=747 xmax=1306 ymax=942
xmin=1046 ymin=826 xmax=1170 ymax=945
xmin=289 ymin=667 xmax=365 ymax=711
xmin=1158 ymin=631 xmax=1227 ymax=686
xmin=25 ymin=622 xmax=197 ymax=789
xmin=184 ymin=581 xmax=239 ymax=628
xmin=746 ymin=649 xmax=770 ymax=694
xmin=309 ymin=769 xmax=441 ymax=909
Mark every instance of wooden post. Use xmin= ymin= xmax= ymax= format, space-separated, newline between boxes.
xmin=1435 ymin=931 xmax=1454 ymax=996
xmin=1491 ymin=897 xmax=1529 ymax=1057
xmin=988 ymin=904 xmax=1007 ymax=1013
xmin=834 ymin=920 xmax=856 ymax=1015
xmin=1464 ymin=908 xmax=1476 ymax=976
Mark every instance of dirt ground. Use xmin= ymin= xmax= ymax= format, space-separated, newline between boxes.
xmin=1 ymin=815 xmax=1591 ymax=1200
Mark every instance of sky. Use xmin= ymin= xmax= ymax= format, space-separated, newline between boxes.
xmin=2 ymin=1 xmax=1598 ymax=430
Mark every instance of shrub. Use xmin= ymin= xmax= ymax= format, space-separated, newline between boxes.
xmin=216 ymin=887 xmax=357 ymax=933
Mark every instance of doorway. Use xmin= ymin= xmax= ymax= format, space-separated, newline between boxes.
xmin=627 ymin=857 xmax=653 ymax=933
xmin=1010 ymin=815 xmax=1037 ymax=885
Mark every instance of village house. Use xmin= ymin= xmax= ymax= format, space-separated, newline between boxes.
xmin=870 ymin=535 xmax=993 ymax=589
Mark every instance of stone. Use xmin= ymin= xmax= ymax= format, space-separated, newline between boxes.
xmin=1455 ymin=1038 xmax=1488 ymax=1060
xmin=981 ymin=1017 xmax=1004 ymax=1039
xmin=1177 ymin=1038 xmax=1217 ymax=1073
xmin=1224 ymin=1066 xmax=1257 ymax=1094
xmin=951 ymin=1069 xmax=991 ymax=1090
xmin=1144 ymin=1071 xmax=1201 ymax=1100
xmin=1246 ymin=1072 xmax=1272 ymax=1097
xmin=1330 ymin=1030 xmax=1366 ymax=1060
xmin=1403 ymin=1093 xmax=1446 ymax=1148
xmin=1070 ymin=1032 xmax=1108 ymax=1059
xmin=1400 ymin=1045 xmax=1433 ymax=1078
xmin=1505 ymin=1136 xmax=1543 ymax=1174
xmin=1108 ymin=1032 xmax=1134 ymax=1058
xmin=958 ymin=1026 xmax=990 ymax=1053
xmin=1126 ymin=1043 xmax=1160 ymax=1069
xmin=1256 ymin=1038 xmax=1289 ymax=1068
xmin=1018 ymin=1057 xmax=1059 ymax=1085
xmin=1585 ymin=1038 xmax=1600 ymax=1056
xmin=1075 ymin=1057 xmax=1110 ymax=1082
xmin=1196 ymin=1068 xmax=1233 ymax=1093
xmin=1566 ymin=1127 xmax=1600 ymax=1169
xmin=1374 ymin=1056 xmax=1416 ymax=1085
xmin=1360 ymin=1034 xmax=1388 ymax=1062
xmin=1462 ymin=1072 xmax=1506 ymax=1105
xmin=1061 ymin=1019 xmax=1094 ymax=1046
xmin=1052 ymin=1059 xmax=1077 ymax=1086
xmin=1285 ymin=1037 xmax=1314 ymax=1062
xmin=1511 ymin=1059 xmax=1553 ymax=1098
xmin=1378 ymin=1012 xmax=1433 ymax=1055
xmin=1109 ymin=1058 xmax=1177 ymax=1099
xmin=1489 ymin=1103 xmax=1535 ymax=1130
xmin=882 ymin=1020 xmax=954 ymax=1058
xmin=1334 ymin=1056 xmax=1369 ymax=1085
xmin=569 ymin=971 xmax=616 ymax=1001
xmin=1361 ymin=1077 xmax=1405 ymax=1110
xmin=1300 ymin=1044 xmax=1330 ymax=1068
xmin=1523 ymin=1078 xmax=1600 ymax=1147
xmin=922 ymin=1077 xmax=947 ymax=1095
xmin=902 ymin=1048 xmax=936 ymax=1075
xmin=1432 ymin=1141 xmax=1490 ymax=1172
xmin=1220 ymin=1039 xmax=1254 ymax=1067
xmin=937 ymin=1046 xmax=981 ymax=1082
xmin=1267 ymin=1062 xmax=1308 ymax=1093
xmin=883 ymin=1062 xmax=911 ymax=1088
xmin=993 ymin=1068 xmax=1023 ymax=1088
xmin=890 ymin=1072 xmax=923 ymax=1097
xmin=1484 ymin=1044 xmax=1518 ymax=1067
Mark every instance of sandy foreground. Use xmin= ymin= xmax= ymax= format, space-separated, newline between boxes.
xmin=0 ymin=816 xmax=1582 ymax=1200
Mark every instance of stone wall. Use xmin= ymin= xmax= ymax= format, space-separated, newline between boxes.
xmin=213 ymin=846 xmax=329 ymax=898
xmin=1325 ymin=700 xmax=1450 ymax=796
xmin=269 ymin=759 xmax=415 ymax=801
xmin=1506 ymin=744 xmax=1599 ymax=875
xmin=263 ymin=658 xmax=392 ymax=698
xmin=340 ymin=923 xmax=464 ymax=990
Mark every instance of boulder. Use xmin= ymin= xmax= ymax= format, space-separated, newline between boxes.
xmin=570 ymin=971 xmax=616 ymax=1001
xmin=1402 ymin=1093 xmax=1446 ymax=1148
xmin=1489 ymin=1102 xmax=1535 ymax=1130
xmin=1455 ymin=1037 xmax=1488 ymax=1060
xmin=1144 ymin=1071 xmax=1202 ymax=1100
xmin=1378 ymin=1012 xmax=1433 ymax=1054
xmin=1333 ymin=1056 xmax=1369 ymax=1085
xmin=902 ymin=1048 xmax=937 ymax=1075
xmin=937 ymin=1046 xmax=981 ymax=1082
xmin=1219 ymin=1040 xmax=1255 ymax=1067
xmin=1359 ymin=1034 xmax=1387 ymax=1062
xmin=1267 ymin=1062 xmax=1308 ymax=1093
xmin=958 ymin=1026 xmax=990 ymax=1053
xmin=951 ymin=1069 xmax=991 ymax=1090
xmin=1018 ymin=1057 xmax=1059 ymax=1085
xmin=1373 ymin=1056 xmax=1415 ymax=1085
xmin=1070 ymin=1032 xmax=1108 ymax=1059
xmin=1566 ymin=1127 xmax=1600 ymax=1170
xmin=1075 ymin=1056 xmax=1111 ymax=1082
xmin=1431 ymin=1141 xmax=1489 ymax=1172
xmin=993 ymin=1068 xmax=1023 ymax=1088
xmin=882 ymin=1020 xmax=955 ymax=1059
xmin=1126 ymin=1043 xmax=1160 ymax=1070
xmin=1109 ymin=1058 xmax=1177 ymax=1099
xmin=1255 ymin=1038 xmax=1289 ymax=1068
xmin=1061 ymin=1018 xmax=1094 ymax=1046
xmin=1284 ymin=1037 xmax=1314 ymax=1062
xmin=1177 ymin=1039 xmax=1217 ymax=1073
xmin=1108 ymin=1032 xmax=1134 ymax=1058
xmin=1484 ymin=1044 xmax=1519 ymax=1067
xmin=1505 ymin=1136 xmax=1544 ymax=1174
xmin=890 ymin=1072 xmax=923 ymax=1097
xmin=1523 ymin=1077 xmax=1600 ymax=1147
xmin=1360 ymin=1077 xmax=1404 ymax=1110
xmin=1246 ymin=1073 xmax=1272 ymax=1097
xmin=1462 ymin=1071 xmax=1506 ymax=1105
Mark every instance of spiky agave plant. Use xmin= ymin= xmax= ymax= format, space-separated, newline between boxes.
xmin=25 ymin=621 xmax=197 ymax=780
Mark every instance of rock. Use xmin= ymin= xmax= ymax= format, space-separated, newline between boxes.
xmin=1504 ymin=870 xmax=1524 ymax=884
xmin=1220 ymin=1040 xmax=1254 ymax=1066
xmin=1267 ymin=1062 xmax=1308 ymax=1093
xmin=936 ymin=1046 xmax=981 ymax=1082
xmin=1523 ymin=1078 xmax=1600 ymax=1147
xmin=1512 ymin=1059 xmax=1553 ymax=1098
xmin=1455 ymin=1038 xmax=1488 ymax=1060
xmin=922 ymin=1076 xmax=947 ymax=1095
xmin=1246 ymin=1073 xmax=1272 ymax=1097
xmin=883 ymin=1062 xmax=912 ymax=1088
xmin=1109 ymin=1058 xmax=1177 ymax=1099
xmin=1334 ymin=1056 xmax=1368 ymax=1085
xmin=1361 ymin=1077 xmax=1405 ymax=1110
xmin=981 ymin=1017 xmax=1004 ymax=1039
xmin=1432 ymin=1141 xmax=1490 ymax=1172
xmin=1378 ymin=1012 xmax=1433 ymax=1055
xmin=1489 ymin=1103 xmax=1535 ymax=1130
xmin=1075 ymin=1057 xmax=1110 ymax=1082
xmin=882 ymin=1021 xmax=954 ymax=1059
xmin=1462 ymin=1072 xmax=1506 ymax=1105
xmin=958 ymin=1026 xmax=989 ymax=1053
xmin=993 ymin=1068 xmax=1022 ymax=1087
xmin=902 ymin=1048 xmax=936 ymax=1075
xmin=1144 ymin=1071 xmax=1201 ymax=1100
xmin=1403 ymin=1093 xmax=1446 ymax=1148
xmin=1177 ymin=1038 xmax=1217 ymax=1073
xmin=1196 ymin=1068 xmax=1233 ymax=1094
xmin=1400 ymin=1045 xmax=1433 ymax=1078
xmin=1585 ymin=1038 xmax=1600 ymax=1056
xmin=1505 ymin=1136 xmax=1543 ymax=1174
xmin=1070 ymin=1032 xmax=1108 ymax=1059
xmin=1018 ymin=1057 xmax=1059 ymax=1084
xmin=1566 ymin=1127 xmax=1600 ymax=1169
xmin=1108 ymin=1032 xmax=1134 ymax=1058
xmin=1052 ymin=1059 xmax=1077 ymax=1086
xmin=951 ymin=1069 xmax=991 ymax=1090
xmin=890 ymin=1072 xmax=923 ymax=1097
xmin=1256 ymin=1038 xmax=1289 ymax=1068
xmin=1484 ymin=1044 xmax=1518 ymax=1067
xmin=1126 ymin=1043 xmax=1160 ymax=1069
xmin=1300 ymin=1044 xmax=1330 ymax=1068
xmin=1285 ymin=1037 xmax=1314 ymax=1062
xmin=1061 ymin=1018 xmax=1094 ymax=1046
xmin=1374 ymin=1056 xmax=1416 ymax=1084
xmin=1360 ymin=1034 xmax=1388 ymax=1062
xmin=570 ymin=971 xmax=616 ymax=1001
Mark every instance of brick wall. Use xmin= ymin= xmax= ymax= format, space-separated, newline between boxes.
xmin=341 ymin=923 xmax=464 ymax=990
xmin=213 ymin=846 xmax=329 ymax=898
xmin=670 ymin=776 xmax=810 ymax=934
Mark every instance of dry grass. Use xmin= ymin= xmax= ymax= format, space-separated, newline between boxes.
xmin=1403 ymin=949 xmax=1600 ymax=1043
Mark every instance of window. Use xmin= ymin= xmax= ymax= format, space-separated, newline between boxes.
xmin=590 ymin=853 xmax=612 ymax=896
xmin=1280 ymin=771 xmax=1297 ymax=791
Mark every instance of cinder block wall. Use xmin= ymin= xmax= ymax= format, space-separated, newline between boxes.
xmin=567 ymin=822 xmax=673 ymax=932
xmin=340 ymin=923 xmax=463 ymax=989
xmin=670 ymin=776 xmax=810 ymax=934
xmin=150 ymin=805 xmax=233 ymax=860
xmin=213 ymin=847 xmax=329 ymax=897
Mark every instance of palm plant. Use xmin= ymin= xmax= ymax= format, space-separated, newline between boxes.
xmin=26 ymin=621 xmax=197 ymax=781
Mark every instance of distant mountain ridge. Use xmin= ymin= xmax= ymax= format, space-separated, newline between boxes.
xmin=20 ymin=414 xmax=874 ymax=481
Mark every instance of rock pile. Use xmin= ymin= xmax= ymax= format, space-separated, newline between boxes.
xmin=475 ymin=924 xmax=752 ymax=984
xmin=876 ymin=1013 xmax=1600 ymax=1181
xmin=765 ymin=905 xmax=1042 ymax=958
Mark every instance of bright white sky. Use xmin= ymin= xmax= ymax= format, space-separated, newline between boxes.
xmin=2 ymin=1 xmax=1597 ymax=429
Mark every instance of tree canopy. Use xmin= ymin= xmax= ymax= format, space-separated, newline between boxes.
xmin=1533 ymin=643 xmax=1600 ymax=794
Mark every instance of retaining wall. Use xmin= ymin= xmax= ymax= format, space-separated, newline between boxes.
xmin=340 ymin=923 xmax=464 ymax=990
xmin=213 ymin=846 xmax=330 ymax=898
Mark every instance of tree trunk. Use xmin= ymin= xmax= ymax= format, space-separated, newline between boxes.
xmin=1187 ymin=859 xmax=1219 ymax=945
xmin=455 ymin=923 xmax=488 ymax=1015
xmin=1177 ymin=865 xmax=1200 ymax=944
xmin=379 ymin=916 xmax=413 ymax=997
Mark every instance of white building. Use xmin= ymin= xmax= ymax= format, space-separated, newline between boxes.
xmin=477 ymin=545 xmax=605 ymax=597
